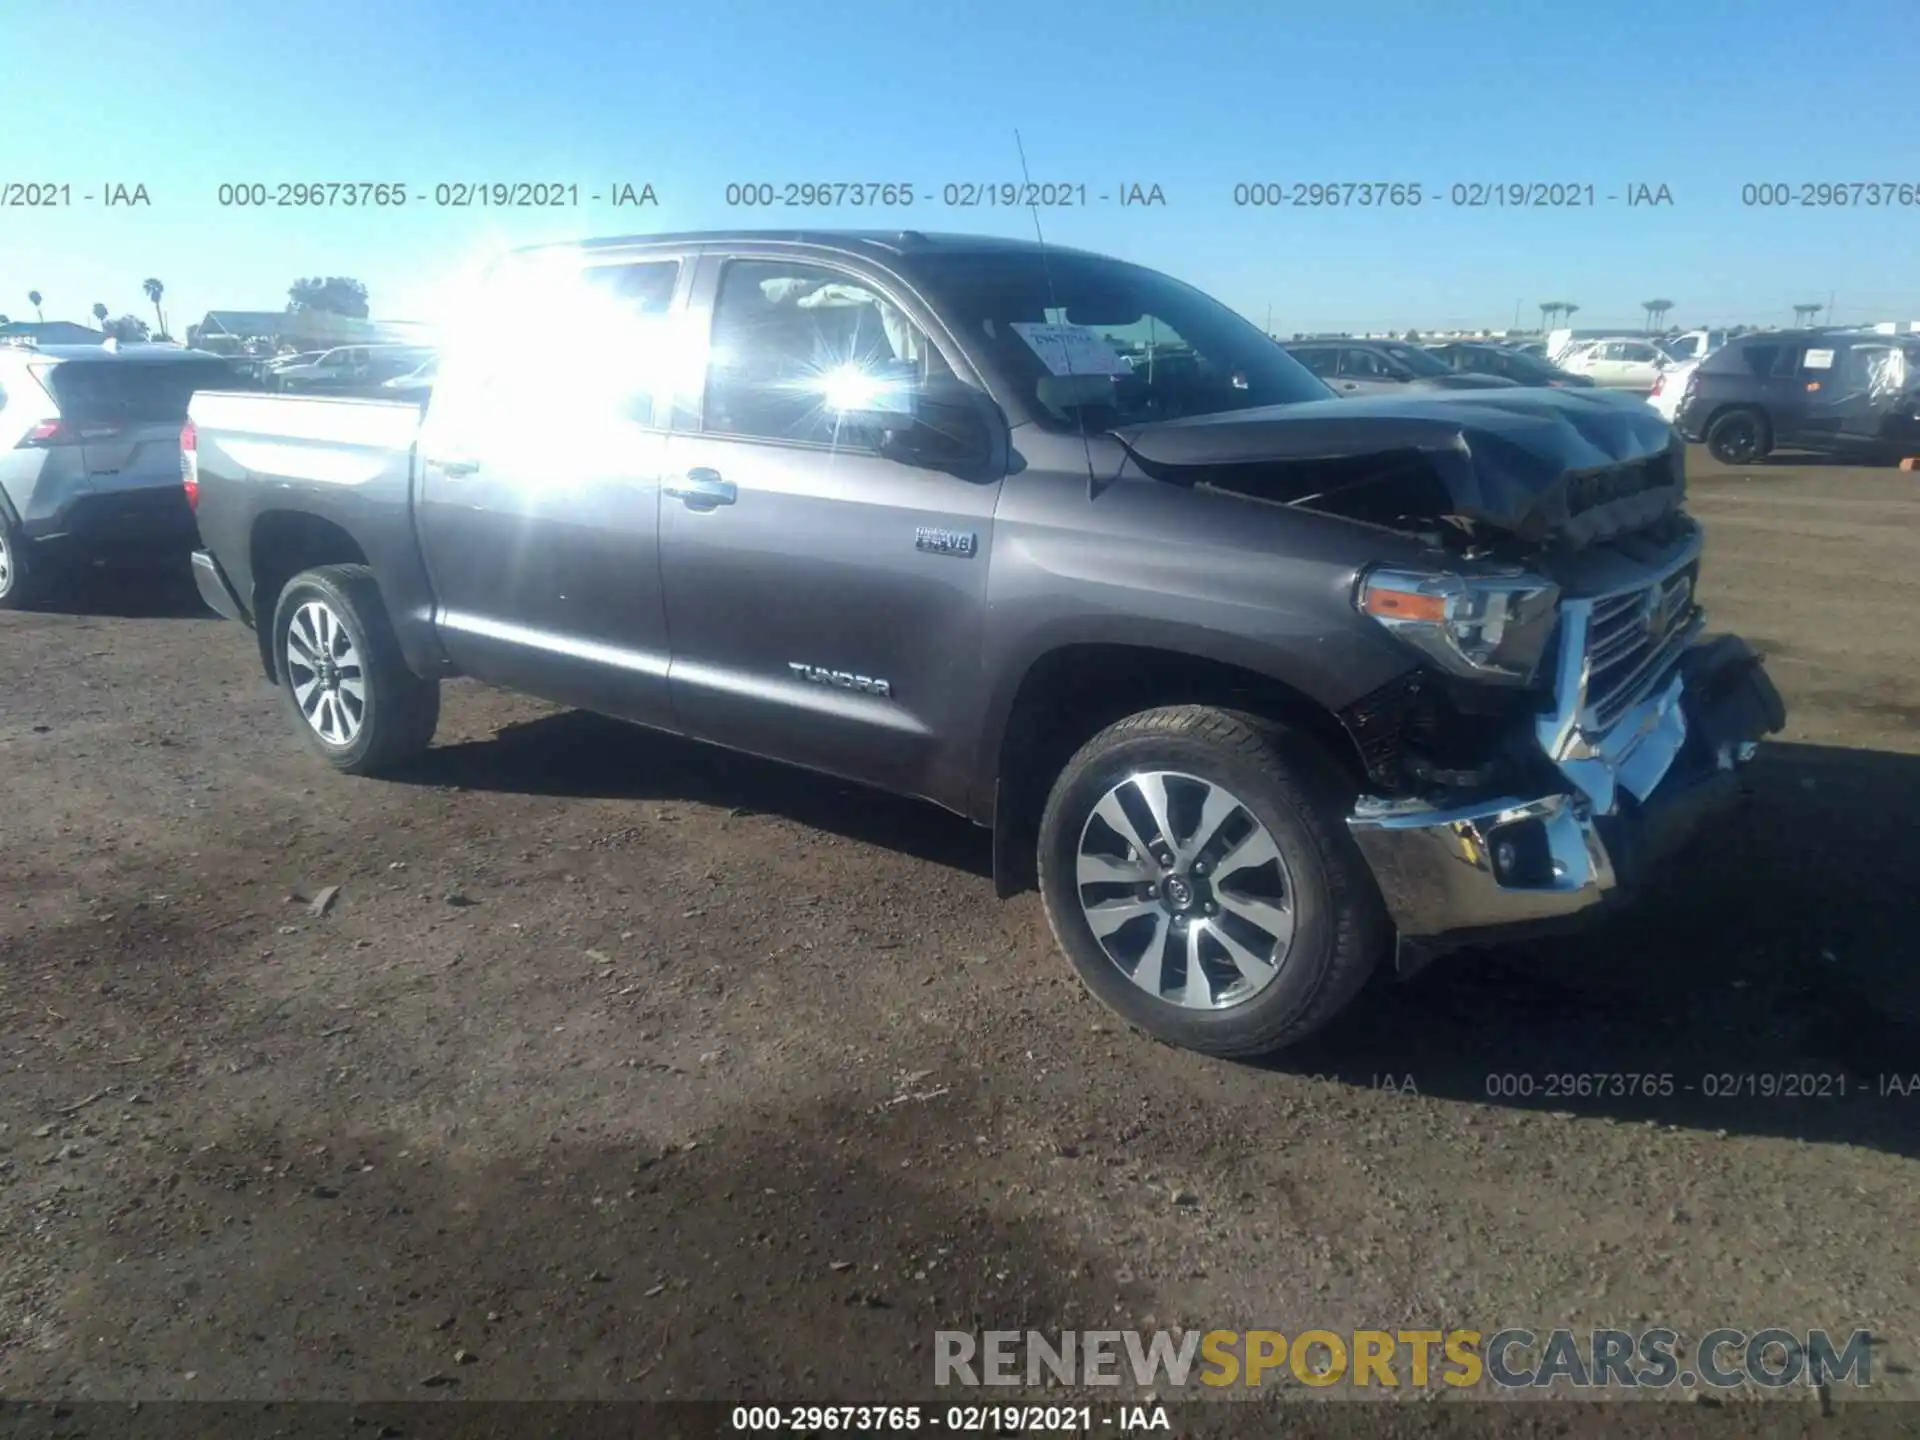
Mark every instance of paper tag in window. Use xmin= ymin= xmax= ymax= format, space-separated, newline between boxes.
xmin=1804 ymin=348 xmax=1835 ymax=369
xmin=1010 ymin=322 xmax=1134 ymax=377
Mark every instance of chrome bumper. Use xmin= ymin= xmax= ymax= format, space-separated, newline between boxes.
xmin=1347 ymin=628 xmax=1786 ymax=961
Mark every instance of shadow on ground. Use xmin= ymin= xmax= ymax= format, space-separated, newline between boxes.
xmin=1271 ymin=741 xmax=1920 ymax=1156
xmin=395 ymin=709 xmax=992 ymax=880
xmin=402 ymin=711 xmax=1919 ymax=1155
xmin=4 ymin=1091 xmax=1143 ymax=1403
xmin=25 ymin=558 xmax=212 ymax=620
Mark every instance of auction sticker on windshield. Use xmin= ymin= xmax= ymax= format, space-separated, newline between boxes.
xmin=1804 ymin=348 xmax=1835 ymax=369
xmin=1010 ymin=322 xmax=1134 ymax=376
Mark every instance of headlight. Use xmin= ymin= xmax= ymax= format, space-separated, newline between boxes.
xmin=1356 ymin=568 xmax=1561 ymax=685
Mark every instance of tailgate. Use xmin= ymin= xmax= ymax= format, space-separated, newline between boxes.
xmin=44 ymin=356 xmax=240 ymax=490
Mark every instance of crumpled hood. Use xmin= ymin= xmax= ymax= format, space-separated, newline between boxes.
xmin=1112 ymin=387 xmax=1683 ymax=546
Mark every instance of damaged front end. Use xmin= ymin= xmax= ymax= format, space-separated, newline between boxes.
xmin=1114 ymin=392 xmax=1788 ymax=969
xmin=1339 ymin=509 xmax=1786 ymax=972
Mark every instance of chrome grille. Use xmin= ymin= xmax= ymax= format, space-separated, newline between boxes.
xmin=1583 ymin=564 xmax=1699 ymax=730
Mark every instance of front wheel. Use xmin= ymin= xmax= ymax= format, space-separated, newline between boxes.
xmin=271 ymin=564 xmax=439 ymax=775
xmin=1037 ymin=706 xmax=1388 ymax=1059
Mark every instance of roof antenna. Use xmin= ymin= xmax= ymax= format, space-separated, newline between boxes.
xmin=1014 ymin=129 xmax=1100 ymax=500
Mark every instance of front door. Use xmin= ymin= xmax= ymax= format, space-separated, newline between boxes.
xmin=414 ymin=252 xmax=690 ymax=728
xmin=657 ymin=253 xmax=1003 ymax=806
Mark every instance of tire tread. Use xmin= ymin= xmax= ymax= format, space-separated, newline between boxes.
xmin=1037 ymin=704 xmax=1387 ymax=1058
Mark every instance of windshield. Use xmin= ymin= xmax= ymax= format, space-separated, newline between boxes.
xmin=1376 ymin=342 xmax=1451 ymax=377
xmin=910 ymin=251 xmax=1334 ymax=429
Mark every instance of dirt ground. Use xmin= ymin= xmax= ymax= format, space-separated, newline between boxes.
xmin=1 ymin=447 xmax=1916 ymax=1423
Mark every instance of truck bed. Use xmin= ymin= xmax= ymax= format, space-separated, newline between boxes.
xmin=186 ymin=390 xmax=447 ymax=679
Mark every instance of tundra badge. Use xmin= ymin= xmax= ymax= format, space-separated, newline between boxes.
xmin=789 ymin=663 xmax=892 ymax=697
xmin=915 ymin=526 xmax=977 ymax=557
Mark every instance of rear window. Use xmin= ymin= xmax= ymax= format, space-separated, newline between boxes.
xmin=43 ymin=359 xmax=245 ymax=422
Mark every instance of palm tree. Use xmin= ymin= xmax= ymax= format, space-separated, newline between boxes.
xmin=142 ymin=278 xmax=166 ymax=337
xmin=1562 ymin=303 xmax=1581 ymax=327
xmin=92 ymin=302 xmax=109 ymax=329
xmin=27 ymin=290 xmax=44 ymax=322
xmin=1793 ymin=302 xmax=1823 ymax=326
xmin=1538 ymin=301 xmax=1561 ymax=333
xmin=1650 ymin=299 xmax=1674 ymax=331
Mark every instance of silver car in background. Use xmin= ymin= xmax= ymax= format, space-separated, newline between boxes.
xmin=0 ymin=341 xmax=245 ymax=607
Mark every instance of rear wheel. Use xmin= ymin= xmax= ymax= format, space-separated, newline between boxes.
xmin=1706 ymin=408 xmax=1769 ymax=465
xmin=1037 ymin=705 xmax=1387 ymax=1059
xmin=271 ymin=564 xmax=439 ymax=775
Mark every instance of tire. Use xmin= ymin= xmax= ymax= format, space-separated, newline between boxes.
xmin=271 ymin=564 xmax=439 ymax=775
xmin=0 ymin=513 xmax=53 ymax=610
xmin=1705 ymin=408 xmax=1769 ymax=465
xmin=1037 ymin=706 xmax=1388 ymax=1059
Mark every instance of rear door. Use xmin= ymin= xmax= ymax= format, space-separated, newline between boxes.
xmin=1804 ymin=340 xmax=1908 ymax=448
xmin=413 ymin=250 xmax=692 ymax=728
xmin=655 ymin=249 xmax=1004 ymax=803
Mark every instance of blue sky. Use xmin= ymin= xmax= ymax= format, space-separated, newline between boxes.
xmin=3 ymin=0 xmax=1916 ymax=336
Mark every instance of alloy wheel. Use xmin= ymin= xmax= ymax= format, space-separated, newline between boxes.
xmin=1074 ymin=770 xmax=1298 ymax=1010
xmin=285 ymin=600 xmax=367 ymax=746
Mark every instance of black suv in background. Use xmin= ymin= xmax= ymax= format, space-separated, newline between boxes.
xmin=1675 ymin=329 xmax=1920 ymax=464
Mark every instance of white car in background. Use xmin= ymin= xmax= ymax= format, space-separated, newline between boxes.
xmin=1646 ymin=358 xmax=1699 ymax=422
xmin=1659 ymin=329 xmax=1727 ymax=366
xmin=1557 ymin=337 xmax=1670 ymax=392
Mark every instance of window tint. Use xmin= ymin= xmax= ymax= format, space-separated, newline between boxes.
xmin=1338 ymin=348 xmax=1395 ymax=378
xmin=704 ymin=260 xmax=945 ymax=446
xmin=1290 ymin=348 xmax=1337 ymax=377
xmin=1723 ymin=342 xmax=1779 ymax=376
xmin=45 ymin=359 xmax=239 ymax=422
xmin=1376 ymin=343 xmax=1450 ymax=377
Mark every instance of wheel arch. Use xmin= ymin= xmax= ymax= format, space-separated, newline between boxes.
xmin=249 ymin=511 xmax=371 ymax=681
xmin=983 ymin=641 xmax=1375 ymax=898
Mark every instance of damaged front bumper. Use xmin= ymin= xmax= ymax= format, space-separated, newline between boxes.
xmin=1347 ymin=614 xmax=1787 ymax=967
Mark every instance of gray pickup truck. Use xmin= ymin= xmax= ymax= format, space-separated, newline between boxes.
xmin=183 ymin=229 xmax=1786 ymax=1058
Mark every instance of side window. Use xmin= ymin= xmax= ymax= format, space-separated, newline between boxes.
xmin=1337 ymin=349 xmax=1386 ymax=378
xmin=1771 ymin=346 xmax=1804 ymax=379
xmin=1734 ymin=343 xmax=1779 ymax=377
xmin=1292 ymin=348 xmax=1337 ymax=377
xmin=703 ymin=260 xmax=945 ymax=446
xmin=431 ymin=257 xmax=682 ymax=437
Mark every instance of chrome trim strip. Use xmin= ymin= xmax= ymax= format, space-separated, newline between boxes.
xmin=436 ymin=609 xmax=671 ymax=677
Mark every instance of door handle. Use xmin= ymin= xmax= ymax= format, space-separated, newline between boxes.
xmin=427 ymin=456 xmax=480 ymax=477
xmin=663 ymin=468 xmax=736 ymax=509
